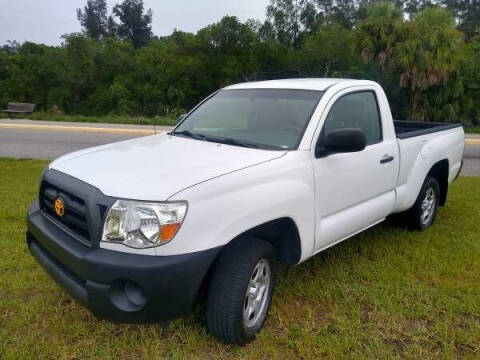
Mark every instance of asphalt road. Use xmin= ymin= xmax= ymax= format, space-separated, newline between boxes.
xmin=462 ymin=141 xmax=480 ymax=176
xmin=1 ymin=124 xmax=479 ymax=176
xmin=0 ymin=128 xmax=144 ymax=160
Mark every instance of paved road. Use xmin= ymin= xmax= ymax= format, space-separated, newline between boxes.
xmin=0 ymin=119 xmax=167 ymax=160
xmin=0 ymin=128 xmax=141 ymax=160
xmin=462 ymin=140 xmax=480 ymax=176
xmin=1 ymin=120 xmax=479 ymax=176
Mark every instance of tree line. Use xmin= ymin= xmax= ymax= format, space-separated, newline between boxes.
xmin=0 ymin=0 xmax=479 ymax=125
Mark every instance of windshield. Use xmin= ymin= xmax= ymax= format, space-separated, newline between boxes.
xmin=172 ymin=89 xmax=323 ymax=150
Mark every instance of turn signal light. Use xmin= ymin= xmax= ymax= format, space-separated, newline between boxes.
xmin=161 ymin=223 xmax=180 ymax=242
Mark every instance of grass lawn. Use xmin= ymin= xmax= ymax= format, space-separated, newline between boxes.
xmin=466 ymin=126 xmax=480 ymax=134
xmin=1 ymin=112 xmax=176 ymax=126
xmin=0 ymin=158 xmax=479 ymax=359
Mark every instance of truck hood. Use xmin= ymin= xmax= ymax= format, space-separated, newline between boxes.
xmin=49 ymin=134 xmax=286 ymax=200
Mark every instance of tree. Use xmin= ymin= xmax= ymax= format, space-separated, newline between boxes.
xmin=1 ymin=40 xmax=21 ymax=53
xmin=197 ymin=16 xmax=257 ymax=54
xmin=315 ymin=0 xmax=370 ymax=28
xmin=395 ymin=7 xmax=463 ymax=119
xmin=354 ymin=2 xmax=403 ymax=71
xmin=443 ymin=0 xmax=480 ymax=40
xmin=301 ymin=1 xmax=320 ymax=33
xmin=315 ymin=1 xmax=414 ymax=28
xmin=0 ymin=1 xmax=473 ymax=124
xmin=197 ymin=16 xmax=261 ymax=83
xmin=300 ymin=23 xmax=355 ymax=76
xmin=265 ymin=0 xmax=318 ymax=48
xmin=458 ymin=40 xmax=480 ymax=125
xmin=113 ymin=0 xmax=153 ymax=48
xmin=329 ymin=0 xmax=358 ymax=28
xmin=77 ymin=0 xmax=108 ymax=40
xmin=355 ymin=3 xmax=464 ymax=120
xmin=106 ymin=16 xmax=119 ymax=38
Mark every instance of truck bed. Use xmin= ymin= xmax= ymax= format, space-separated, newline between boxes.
xmin=394 ymin=120 xmax=463 ymax=139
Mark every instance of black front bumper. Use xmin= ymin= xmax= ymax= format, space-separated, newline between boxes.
xmin=27 ymin=201 xmax=221 ymax=322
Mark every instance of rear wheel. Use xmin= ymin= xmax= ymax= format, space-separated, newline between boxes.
xmin=206 ymin=237 xmax=276 ymax=345
xmin=406 ymin=176 xmax=440 ymax=230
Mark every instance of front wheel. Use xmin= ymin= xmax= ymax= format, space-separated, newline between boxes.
xmin=206 ymin=237 xmax=276 ymax=345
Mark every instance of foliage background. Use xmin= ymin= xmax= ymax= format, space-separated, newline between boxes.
xmin=0 ymin=0 xmax=479 ymax=125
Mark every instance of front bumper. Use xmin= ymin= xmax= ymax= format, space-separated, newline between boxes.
xmin=27 ymin=201 xmax=221 ymax=322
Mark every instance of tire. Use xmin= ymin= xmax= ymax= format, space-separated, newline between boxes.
xmin=206 ymin=237 xmax=276 ymax=345
xmin=405 ymin=176 xmax=440 ymax=230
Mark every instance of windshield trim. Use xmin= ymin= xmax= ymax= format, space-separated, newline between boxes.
xmin=171 ymin=88 xmax=324 ymax=150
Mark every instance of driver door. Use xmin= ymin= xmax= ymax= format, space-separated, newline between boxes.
xmin=312 ymin=89 xmax=398 ymax=252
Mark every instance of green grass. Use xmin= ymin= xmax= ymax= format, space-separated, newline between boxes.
xmin=1 ymin=112 xmax=176 ymax=126
xmin=0 ymin=158 xmax=479 ymax=359
xmin=466 ymin=126 xmax=480 ymax=134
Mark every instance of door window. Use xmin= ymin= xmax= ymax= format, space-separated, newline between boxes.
xmin=323 ymin=91 xmax=382 ymax=145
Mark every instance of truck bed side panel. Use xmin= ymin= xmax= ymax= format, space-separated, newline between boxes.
xmin=393 ymin=127 xmax=464 ymax=213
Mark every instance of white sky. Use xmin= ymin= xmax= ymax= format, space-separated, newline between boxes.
xmin=0 ymin=0 xmax=270 ymax=46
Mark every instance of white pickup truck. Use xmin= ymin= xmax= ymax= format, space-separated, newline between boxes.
xmin=27 ymin=79 xmax=464 ymax=345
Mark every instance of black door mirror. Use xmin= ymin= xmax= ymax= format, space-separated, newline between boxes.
xmin=177 ymin=114 xmax=187 ymax=124
xmin=316 ymin=128 xmax=367 ymax=157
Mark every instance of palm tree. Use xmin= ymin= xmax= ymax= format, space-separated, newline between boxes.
xmin=354 ymin=2 xmax=403 ymax=73
xmin=394 ymin=7 xmax=463 ymax=120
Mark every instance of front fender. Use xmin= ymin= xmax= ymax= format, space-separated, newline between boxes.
xmin=157 ymin=152 xmax=315 ymax=261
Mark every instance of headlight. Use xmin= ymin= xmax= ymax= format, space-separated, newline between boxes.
xmin=102 ymin=200 xmax=187 ymax=249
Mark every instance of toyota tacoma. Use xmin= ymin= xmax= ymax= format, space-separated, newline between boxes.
xmin=27 ymin=79 xmax=465 ymax=345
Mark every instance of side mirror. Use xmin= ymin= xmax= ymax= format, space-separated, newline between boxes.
xmin=316 ymin=128 xmax=366 ymax=157
xmin=177 ymin=114 xmax=187 ymax=124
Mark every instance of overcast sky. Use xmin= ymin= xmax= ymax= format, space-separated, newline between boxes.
xmin=0 ymin=0 xmax=270 ymax=46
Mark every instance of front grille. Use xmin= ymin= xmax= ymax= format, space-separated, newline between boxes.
xmin=39 ymin=181 xmax=91 ymax=244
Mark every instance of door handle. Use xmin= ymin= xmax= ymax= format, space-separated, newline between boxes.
xmin=380 ymin=154 xmax=394 ymax=164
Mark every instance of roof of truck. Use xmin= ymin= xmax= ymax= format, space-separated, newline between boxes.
xmin=223 ymin=78 xmax=376 ymax=92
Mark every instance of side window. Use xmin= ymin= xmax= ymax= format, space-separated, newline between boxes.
xmin=323 ymin=91 xmax=382 ymax=145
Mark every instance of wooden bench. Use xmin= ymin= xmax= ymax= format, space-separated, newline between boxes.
xmin=1 ymin=102 xmax=35 ymax=118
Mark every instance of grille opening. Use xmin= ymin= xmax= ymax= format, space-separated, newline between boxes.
xmin=40 ymin=181 xmax=91 ymax=243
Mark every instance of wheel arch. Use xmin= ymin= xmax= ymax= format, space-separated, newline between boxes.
xmin=208 ymin=217 xmax=302 ymax=270
xmin=240 ymin=217 xmax=302 ymax=265
xmin=427 ymin=159 xmax=449 ymax=206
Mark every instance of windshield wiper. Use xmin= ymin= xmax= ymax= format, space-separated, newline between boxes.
xmin=171 ymin=131 xmax=256 ymax=148
xmin=170 ymin=130 xmax=207 ymax=141
xmin=203 ymin=135 xmax=283 ymax=150
xmin=198 ymin=136 xmax=258 ymax=148
xmin=205 ymin=136 xmax=261 ymax=149
xmin=171 ymin=131 xmax=284 ymax=150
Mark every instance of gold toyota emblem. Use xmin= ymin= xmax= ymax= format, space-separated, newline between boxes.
xmin=54 ymin=198 xmax=65 ymax=217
